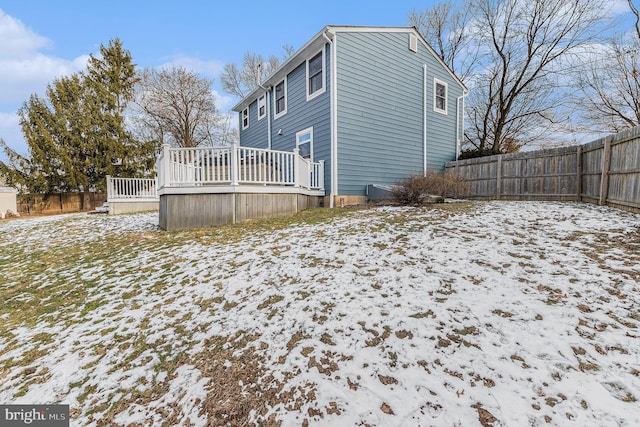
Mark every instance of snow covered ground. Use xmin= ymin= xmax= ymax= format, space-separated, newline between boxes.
xmin=0 ymin=201 xmax=638 ymax=426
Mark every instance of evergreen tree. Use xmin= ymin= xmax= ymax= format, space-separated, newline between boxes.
xmin=0 ymin=38 xmax=154 ymax=200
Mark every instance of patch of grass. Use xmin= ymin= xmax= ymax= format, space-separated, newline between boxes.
xmin=492 ymin=309 xmax=513 ymax=318
xmin=436 ymin=337 xmax=451 ymax=348
xmin=455 ymin=326 xmax=478 ymax=336
xmin=257 ymin=295 xmax=285 ymax=310
xmin=320 ymin=333 xmax=336 ymax=346
xmin=410 ymin=310 xmax=436 ymax=319
xmin=578 ymin=361 xmax=600 ymax=372
xmin=395 ymin=330 xmax=413 ymax=339
xmin=223 ymin=301 xmax=238 ymax=311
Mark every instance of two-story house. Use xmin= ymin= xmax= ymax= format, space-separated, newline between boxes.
xmin=232 ymin=25 xmax=468 ymax=207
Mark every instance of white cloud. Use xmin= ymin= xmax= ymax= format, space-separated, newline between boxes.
xmin=212 ymin=89 xmax=238 ymax=113
xmin=610 ymin=0 xmax=632 ymax=16
xmin=0 ymin=9 xmax=50 ymax=58
xmin=0 ymin=9 xmax=88 ymax=105
xmin=0 ymin=9 xmax=90 ymax=160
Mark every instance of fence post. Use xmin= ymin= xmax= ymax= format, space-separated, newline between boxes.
xmin=230 ymin=141 xmax=239 ymax=186
xmin=159 ymin=144 xmax=171 ymax=189
xmin=106 ymin=175 xmax=112 ymax=200
xmin=293 ymin=148 xmax=301 ymax=188
xmin=599 ymin=136 xmax=612 ymax=206
xmin=576 ymin=145 xmax=582 ymax=201
xmin=319 ymin=160 xmax=325 ymax=191
xmin=496 ymin=155 xmax=502 ymax=200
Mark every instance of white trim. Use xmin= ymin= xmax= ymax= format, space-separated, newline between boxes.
xmin=296 ymin=126 xmax=314 ymax=161
xmin=330 ymin=32 xmax=338 ymax=207
xmin=409 ymin=34 xmax=418 ymax=53
xmin=266 ymin=91 xmax=272 ymax=149
xmin=241 ymin=107 xmax=249 ymax=129
xmin=108 ymin=197 xmax=159 ymax=203
xmin=423 ymin=65 xmax=428 ymax=176
xmin=273 ymin=78 xmax=287 ymax=120
xmin=257 ymin=94 xmax=266 ymax=120
xmin=434 ymin=78 xmax=448 ymax=115
xmin=159 ymin=185 xmax=324 ymax=196
xmin=306 ymin=47 xmax=326 ymax=101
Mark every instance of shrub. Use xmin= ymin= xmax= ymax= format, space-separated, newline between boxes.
xmin=392 ymin=172 xmax=468 ymax=205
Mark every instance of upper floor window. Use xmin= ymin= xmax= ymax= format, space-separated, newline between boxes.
xmin=434 ymin=79 xmax=448 ymax=115
xmin=274 ymin=79 xmax=287 ymax=119
xmin=307 ymin=49 xmax=325 ymax=101
xmin=242 ymin=107 xmax=249 ymax=129
xmin=257 ymin=95 xmax=266 ymax=120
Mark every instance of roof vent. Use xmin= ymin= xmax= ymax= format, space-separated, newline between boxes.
xmin=409 ymin=34 xmax=418 ymax=53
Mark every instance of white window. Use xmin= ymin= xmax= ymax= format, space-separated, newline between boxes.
xmin=296 ymin=127 xmax=313 ymax=160
xmin=306 ymin=48 xmax=325 ymax=101
xmin=242 ymin=107 xmax=249 ymax=129
xmin=257 ymin=95 xmax=266 ymax=120
xmin=434 ymin=79 xmax=448 ymax=115
xmin=274 ymin=79 xmax=287 ymax=119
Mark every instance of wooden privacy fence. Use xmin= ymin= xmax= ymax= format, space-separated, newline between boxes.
xmin=445 ymin=126 xmax=640 ymax=213
xmin=17 ymin=192 xmax=107 ymax=215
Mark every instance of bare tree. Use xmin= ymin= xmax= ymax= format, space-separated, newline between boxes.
xmin=220 ymin=53 xmax=280 ymax=98
xmin=413 ymin=0 xmax=612 ymax=156
xmin=409 ymin=1 xmax=480 ymax=82
xmin=133 ymin=66 xmax=221 ymax=148
xmin=575 ymin=0 xmax=640 ymax=132
xmin=212 ymin=113 xmax=239 ymax=146
xmin=220 ymin=46 xmax=294 ymax=98
xmin=466 ymin=0 xmax=611 ymax=155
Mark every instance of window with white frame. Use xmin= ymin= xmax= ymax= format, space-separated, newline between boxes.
xmin=296 ymin=127 xmax=313 ymax=160
xmin=434 ymin=79 xmax=448 ymax=114
xmin=242 ymin=107 xmax=249 ymax=129
xmin=257 ymin=95 xmax=266 ymax=120
xmin=306 ymin=49 xmax=325 ymax=100
xmin=274 ymin=79 xmax=287 ymax=119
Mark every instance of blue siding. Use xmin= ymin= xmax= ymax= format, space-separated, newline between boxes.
xmin=335 ymin=31 xmax=463 ymax=195
xmin=238 ymin=93 xmax=269 ymax=149
xmin=271 ymin=44 xmax=332 ymax=192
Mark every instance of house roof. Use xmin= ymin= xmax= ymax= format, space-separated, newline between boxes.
xmin=232 ymin=25 xmax=468 ymax=112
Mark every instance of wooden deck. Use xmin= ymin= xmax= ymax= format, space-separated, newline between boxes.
xmin=155 ymin=143 xmax=325 ymax=230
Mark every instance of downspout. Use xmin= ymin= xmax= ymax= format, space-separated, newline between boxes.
xmin=324 ymin=29 xmax=337 ymax=208
xmin=423 ymin=64 xmax=428 ymax=176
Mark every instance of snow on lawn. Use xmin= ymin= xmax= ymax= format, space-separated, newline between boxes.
xmin=0 ymin=201 xmax=638 ymax=426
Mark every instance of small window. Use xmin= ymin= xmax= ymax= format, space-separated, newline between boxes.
xmin=242 ymin=107 xmax=249 ymax=129
xmin=257 ymin=95 xmax=266 ymax=120
xmin=296 ymin=127 xmax=313 ymax=160
xmin=274 ymin=79 xmax=287 ymax=119
xmin=434 ymin=79 xmax=448 ymax=114
xmin=306 ymin=49 xmax=325 ymax=100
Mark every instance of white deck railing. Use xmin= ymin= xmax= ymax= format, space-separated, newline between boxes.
xmin=156 ymin=143 xmax=325 ymax=192
xmin=107 ymin=176 xmax=158 ymax=200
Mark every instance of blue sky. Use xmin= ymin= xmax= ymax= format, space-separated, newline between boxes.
xmin=0 ymin=0 xmax=430 ymax=158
